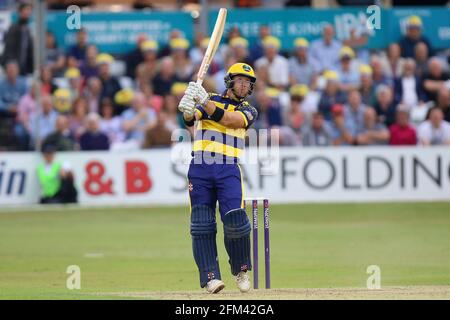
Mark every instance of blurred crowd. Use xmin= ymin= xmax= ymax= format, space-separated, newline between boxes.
xmin=1 ymin=3 xmax=450 ymax=152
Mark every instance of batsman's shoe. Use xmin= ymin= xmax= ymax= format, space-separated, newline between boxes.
xmin=206 ymin=279 xmax=225 ymax=294
xmin=236 ymin=271 xmax=251 ymax=293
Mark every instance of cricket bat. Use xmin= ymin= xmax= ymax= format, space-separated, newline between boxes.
xmin=196 ymin=8 xmax=227 ymax=85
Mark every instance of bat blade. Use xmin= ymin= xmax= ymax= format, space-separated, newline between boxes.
xmin=196 ymin=8 xmax=227 ymax=85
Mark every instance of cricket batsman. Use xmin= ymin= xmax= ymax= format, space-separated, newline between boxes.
xmin=178 ymin=63 xmax=258 ymax=294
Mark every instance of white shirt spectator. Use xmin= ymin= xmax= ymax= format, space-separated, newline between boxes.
xmin=410 ymin=103 xmax=431 ymax=127
xmin=417 ymin=120 xmax=450 ymax=145
xmin=213 ymin=68 xmax=227 ymax=93
xmin=288 ymin=56 xmax=315 ymax=86
xmin=100 ymin=116 xmax=125 ymax=144
xmin=255 ymin=55 xmax=289 ymax=87
xmin=402 ymin=76 xmax=418 ymax=108
xmin=301 ymin=91 xmax=321 ymax=115
xmin=309 ymin=39 xmax=342 ymax=73
xmin=337 ymin=61 xmax=360 ymax=88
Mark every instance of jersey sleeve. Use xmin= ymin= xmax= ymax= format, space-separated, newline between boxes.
xmin=237 ymin=102 xmax=258 ymax=129
xmin=195 ymin=105 xmax=205 ymax=120
xmin=195 ymin=92 xmax=218 ymax=120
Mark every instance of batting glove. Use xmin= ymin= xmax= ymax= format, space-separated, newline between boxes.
xmin=178 ymin=94 xmax=196 ymax=117
xmin=189 ymin=82 xmax=209 ymax=107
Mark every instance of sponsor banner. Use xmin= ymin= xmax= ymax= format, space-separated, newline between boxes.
xmin=6 ymin=10 xmax=194 ymax=54
xmin=210 ymin=7 xmax=450 ymax=50
xmin=210 ymin=7 xmax=388 ymax=50
xmin=1 ymin=147 xmax=450 ymax=206
xmin=46 ymin=10 xmax=194 ymax=54
xmin=2 ymin=7 xmax=449 ymax=54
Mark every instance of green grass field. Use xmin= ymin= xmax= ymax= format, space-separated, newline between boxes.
xmin=1 ymin=202 xmax=450 ymax=299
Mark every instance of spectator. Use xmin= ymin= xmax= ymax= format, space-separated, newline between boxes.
xmin=229 ymin=37 xmax=251 ymax=65
xmin=342 ymin=27 xmax=370 ymax=64
xmin=344 ymin=89 xmax=366 ymax=138
xmin=97 ymin=53 xmax=122 ymax=107
xmin=379 ymin=43 xmax=405 ymax=79
xmin=143 ymin=108 xmax=173 ymax=148
xmin=15 ymin=82 xmax=39 ymax=150
xmin=255 ymin=87 xmax=284 ymax=129
xmin=214 ymin=55 xmax=237 ymax=94
xmin=170 ymin=38 xmax=194 ymax=82
xmin=389 ymin=107 xmax=417 ymax=146
xmin=79 ymin=44 xmax=99 ymax=80
xmin=398 ymin=15 xmax=432 ymax=58
xmin=37 ymin=143 xmax=77 ymax=204
xmin=159 ymin=29 xmax=182 ymax=58
xmin=167 ymin=85 xmax=184 ymax=124
xmin=124 ymin=33 xmax=147 ymax=78
xmin=288 ymin=38 xmax=316 ymax=88
xmin=1 ymin=2 xmax=33 ymax=75
xmin=417 ymin=107 xmax=450 ymax=145
xmin=189 ymin=31 xmax=207 ymax=66
xmin=422 ymin=58 xmax=449 ymax=103
xmin=370 ymin=56 xmax=393 ymax=89
xmin=136 ymin=40 xmax=159 ymax=85
xmin=374 ymin=85 xmax=397 ymax=127
xmin=42 ymin=115 xmax=76 ymax=151
xmin=121 ymin=92 xmax=156 ymax=148
xmin=255 ymin=36 xmax=289 ymax=89
xmin=40 ymin=66 xmax=57 ymax=95
xmin=318 ymin=70 xmax=346 ymax=121
xmin=45 ymin=31 xmax=65 ymax=77
xmin=67 ymin=28 xmax=89 ymax=63
xmin=64 ymin=67 xmax=83 ymax=102
xmin=309 ymin=24 xmax=342 ymax=74
xmin=141 ymin=83 xmax=164 ymax=113
xmin=216 ymin=25 xmax=242 ymax=65
xmin=99 ymin=97 xmax=125 ymax=146
xmin=152 ymin=57 xmax=177 ymax=96
xmin=114 ymin=88 xmax=134 ymax=115
xmin=29 ymin=95 xmax=58 ymax=147
xmin=169 ymin=82 xmax=188 ymax=128
xmin=393 ymin=59 xmax=427 ymax=108
xmin=0 ymin=60 xmax=28 ymax=118
xmin=83 ymin=77 xmax=102 ymax=114
xmin=69 ymin=97 xmax=89 ymax=141
xmin=337 ymin=46 xmax=360 ymax=93
xmin=285 ymin=84 xmax=308 ymax=132
xmin=302 ymin=112 xmax=332 ymax=146
xmin=436 ymin=87 xmax=450 ymax=122
xmin=53 ymin=88 xmax=72 ymax=114
xmin=250 ymin=25 xmax=270 ymax=63
xmin=410 ymin=102 xmax=431 ymax=129
xmin=414 ymin=42 xmax=429 ymax=79
xmin=194 ymin=37 xmax=221 ymax=76
xmin=359 ymin=64 xmax=376 ymax=107
xmin=0 ymin=61 xmax=27 ymax=119
xmin=356 ymin=107 xmax=390 ymax=146
xmin=284 ymin=84 xmax=308 ymax=144
xmin=17 ymin=82 xmax=39 ymax=133
xmin=79 ymin=112 xmax=110 ymax=151
xmin=328 ymin=104 xmax=354 ymax=146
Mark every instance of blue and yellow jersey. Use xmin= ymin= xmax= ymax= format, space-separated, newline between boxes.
xmin=192 ymin=92 xmax=258 ymax=159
